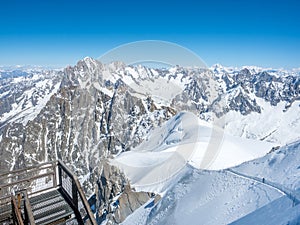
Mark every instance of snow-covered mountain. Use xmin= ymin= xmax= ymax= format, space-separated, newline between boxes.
xmin=122 ymin=140 xmax=300 ymax=225
xmin=0 ymin=57 xmax=299 ymax=224
xmin=112 ymin=112 xmax=275 ymax=193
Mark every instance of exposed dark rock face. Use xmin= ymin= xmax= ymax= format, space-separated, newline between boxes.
xmin=96 ymin=161 xmax=156 ymax=224
xmin=221 ymin=68 xmax=300 ymax=107
xmin=0 ymin=59 xmax=299 ymax=223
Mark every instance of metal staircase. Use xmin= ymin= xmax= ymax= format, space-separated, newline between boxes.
xmin=0 ymin=160 xmax=96 ymax=225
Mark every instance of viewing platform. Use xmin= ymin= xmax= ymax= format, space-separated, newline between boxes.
xmin=0 ymin=160 xmax=96 ymax=225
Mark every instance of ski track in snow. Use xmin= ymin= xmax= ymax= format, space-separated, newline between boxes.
xmin=226 ymin=169 xmax=300 ymax=205
xmin=113 ymin=112 xmax=275 ymax=194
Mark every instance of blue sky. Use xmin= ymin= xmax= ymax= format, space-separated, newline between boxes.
xmin=0 ymin=0 xmax=299 ymax=68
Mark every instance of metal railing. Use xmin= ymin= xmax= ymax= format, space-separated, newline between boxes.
xmin=0 ymin=162 xmax=56 ymax=225
xmin=11 ymin=194 xmax=24 ymax=225
xmin=10 ymin=190 xmax=36 ymax=225
xmin=0 ymin=160 xmax=96 ymax=225
xmin=0 ymin=161 xmax=57 ymax=200
xmin=57 ymin=160 xmax=97 ymax=225
xmin=23 ymin=191 xmax=36 ymax=225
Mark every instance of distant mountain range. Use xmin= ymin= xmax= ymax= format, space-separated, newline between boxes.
xmin=0 ymin=57 xmax=299 ymax=224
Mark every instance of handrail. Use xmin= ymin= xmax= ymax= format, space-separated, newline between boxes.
xmin=11 ymin=195 xmax=24 ymax=225
xmin=0 ymin=171 xmax=55 ymax=190
xmin=23 ymin=191 xmax=36 ymax=225
xmin=57 ymin=160 xmax=97 ymax=225
xmin=0 ymin=164 xmax=54 ymax=182
xmin=0 ymin=160 xmax=97 ymax=225
xmin=0 ymin=162 xmax=55 ymax=178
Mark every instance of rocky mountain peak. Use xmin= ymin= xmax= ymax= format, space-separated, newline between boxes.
xmin=0 ymin=58 xmax=300 ymax=224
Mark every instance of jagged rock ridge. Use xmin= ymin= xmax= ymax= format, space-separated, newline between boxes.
xmin=0 ymin=58 xmax=299 ymax=223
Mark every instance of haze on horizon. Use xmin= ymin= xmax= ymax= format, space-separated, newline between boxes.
xmin=0 ymin=0 xmax=299 ymax=69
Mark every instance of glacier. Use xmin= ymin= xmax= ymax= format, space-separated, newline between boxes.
xmin=0 ymin=58 xmax=299 ymax=224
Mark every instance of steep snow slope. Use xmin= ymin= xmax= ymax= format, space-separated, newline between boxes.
xmin=121 ymin=140 xmax=300 ymax=225
xmin=0 ymin=78 xmax=61 ymax=126
xmin=1 ymin=59 xmax=299 ymax=224
xmin=122 ymin=168 xmax=283 ymax=225
xmin=232 ymin=141 xmax=300 ymax=191
xmin=224 ymin=99 xmax=300 ymax=144
xmin=112 ymin=112 xmax=275 ymax=193
xmin=115 ymin=110 xmax=300 ymax=225
xmin=230 ymin=196 xmax=300 ymax=225
xmin=0 ymin=70 xmax=62 ymax=127
xmin=228 ymin=140 xmax=300 ymax=224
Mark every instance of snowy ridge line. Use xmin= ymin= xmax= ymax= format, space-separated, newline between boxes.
xmin=283 ymin=139 xmax=300 ymax=149
xmin=226 ymin=169 xmax=300 ymax=205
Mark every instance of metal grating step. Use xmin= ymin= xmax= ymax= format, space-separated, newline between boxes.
xmin=0 ymin=215 xmax=12 ymax=224
xmin=30 ymin=189 xmax=61 ymax=205
xmin=0 ymin=214 xmax=12 ymax=224
xmin=0 ymin=204 xmax=12 ymax=223
xmin=31 ymin=195 xmax=65 ymax=211
xmin=34 ymin=204 xmax=73 ymax=225
xmin=0 ymin=160 xmax=96 ymax=225
xmin=30 ymin=189 xmax=74 ymax=225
